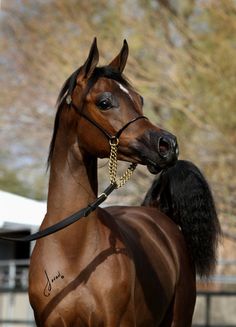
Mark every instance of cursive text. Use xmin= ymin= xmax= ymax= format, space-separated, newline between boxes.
xmin=43 ymin=270 xmax=64 ymax=297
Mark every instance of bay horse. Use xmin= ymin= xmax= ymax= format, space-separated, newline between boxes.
xmin=28 ymin=39 xmax=220 ymax=326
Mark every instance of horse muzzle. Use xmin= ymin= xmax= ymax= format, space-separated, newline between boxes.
xmin=133 ymin=130 xmax=179 ymax=174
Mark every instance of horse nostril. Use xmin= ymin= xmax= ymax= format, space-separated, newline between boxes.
xmin=157 ymin=136 xmax=179 ymax=159
xmin=158 ymin=137 xmax=171 ymax=158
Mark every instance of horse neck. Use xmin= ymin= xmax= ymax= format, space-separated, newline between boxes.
xmin=46 ymin=127 xmax=98 ymax=225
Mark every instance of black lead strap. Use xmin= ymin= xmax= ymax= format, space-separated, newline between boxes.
xmin=0 ymin=183 xmax=117 ymax=242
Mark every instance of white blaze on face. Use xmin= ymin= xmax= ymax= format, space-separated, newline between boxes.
xmin=116 ymin=82 xmax=133 ymax=102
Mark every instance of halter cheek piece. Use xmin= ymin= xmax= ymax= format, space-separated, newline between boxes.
xmin=0 ymin=92 xmax=148 ymax=242
xmin=71 ymin=100 xmax=147 ymax=142
xmin=67 ymin=96 xmax=147 ymax=143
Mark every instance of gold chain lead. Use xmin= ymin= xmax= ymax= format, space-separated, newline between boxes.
xmin=108 ymin=140 xmax=137 ymax=189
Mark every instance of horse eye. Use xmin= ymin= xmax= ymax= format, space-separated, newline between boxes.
xmin=96 ymin=92 xmax=115 ymax=111
xmin=97 ymin=98 xmax=113 ymax=110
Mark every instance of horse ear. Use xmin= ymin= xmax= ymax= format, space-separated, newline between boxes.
xmin=77 ymin=37 xmax=99 ymax=81
xmin=108 ymin=39 xmax=129 ymax=73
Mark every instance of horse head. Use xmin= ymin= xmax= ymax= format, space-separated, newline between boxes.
xmin=55 ymin=38 xmax=179 ymax=174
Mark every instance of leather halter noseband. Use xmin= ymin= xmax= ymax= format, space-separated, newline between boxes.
xmin=0 ymin=88 xmax=148 ymax=242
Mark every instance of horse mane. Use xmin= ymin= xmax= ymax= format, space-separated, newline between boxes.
xmin=47 ymin=66 xmax=132 ymax=168
xmin=142 ymin=160 xmax=222 ymax=278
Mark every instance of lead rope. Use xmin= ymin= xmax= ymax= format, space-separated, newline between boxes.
xmin=108 ymin=138 xmax=137 ymax=188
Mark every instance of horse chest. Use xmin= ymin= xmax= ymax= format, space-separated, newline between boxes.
xmin=30 ymin=240 xmax=135 ymax=326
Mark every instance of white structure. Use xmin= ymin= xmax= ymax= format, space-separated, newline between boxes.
xmin=0 ymin=189 xmax=46 ymax=261
xmin=0 ymin=190 xmax=45 ymax=232
xmin=0 ymin=191 xmax=45 ymax=325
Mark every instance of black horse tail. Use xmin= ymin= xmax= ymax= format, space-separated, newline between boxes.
xmin=142 ymin=160 xmax=221 ymax=278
